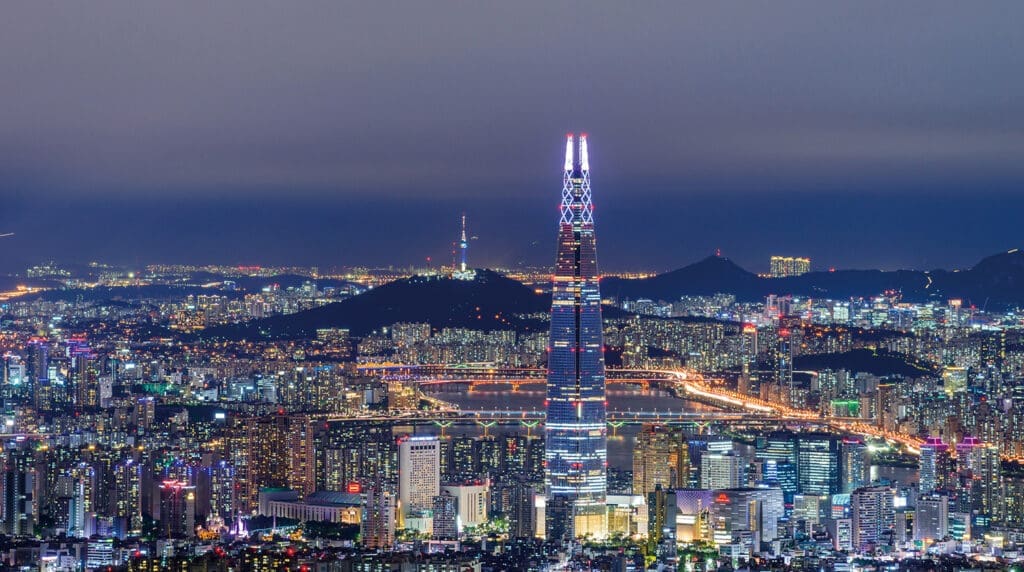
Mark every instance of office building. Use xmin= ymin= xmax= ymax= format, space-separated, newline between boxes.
xmin=545 ymin=133 xmax=607 ymax=540
xmin=797 ymin=433 xmax=842 ymax=496
xmin=914 ymin=494 xmax=949 ymax=542
xmin=441 ymin=481 xmax=489 ymax=530
xmin=633 ymin=425 xmax=685 ymax=495
xmin=508 ymin=478 xmax=536 ymax=539
xmin=647 ymin=485 xmax=678 ymax=549
xmin=701 ymin=453 xmax=745 ymax=490
xmin=841 ymin=439 xmax=869 ymax=493
xmin=2 ymin=448 xmax=34 ymax=536
xmin=709 ymin=487 xmax=785 ymax=550
xmin=399 ymin=437 xmax=440 ymax=519
xmin=851 ymin=486 xmax=894 ymax=552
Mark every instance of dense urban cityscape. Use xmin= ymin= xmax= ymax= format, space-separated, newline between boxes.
xmin=1 ymin=130 xmax=1023 ymax=572
xmin=4 ymin=3 xmax=1023 ymax=571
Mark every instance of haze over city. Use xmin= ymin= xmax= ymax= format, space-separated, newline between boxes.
xmin=2 ymin=2 xmax=1023 ymax=272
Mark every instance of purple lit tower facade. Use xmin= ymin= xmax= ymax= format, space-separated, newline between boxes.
xmin=544 ymin=133 xmax=607 ymax=540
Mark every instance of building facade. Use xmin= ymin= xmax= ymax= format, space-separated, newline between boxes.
xmin=399 ymin=437 xmax=440 ymax=520
xmin=545 ymin=133 xmax=608 ymax=540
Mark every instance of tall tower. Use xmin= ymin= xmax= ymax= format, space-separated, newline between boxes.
xmin=459 ymin=214 xmax=468 ymax=273
xmin=545 ymin=133 xmax=607 ymax=541
xmin=453 ymin=213 xmax=476 ymax=280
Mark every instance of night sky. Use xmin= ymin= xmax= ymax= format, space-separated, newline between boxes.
xmin=1 ymin=2 xmax=1022 ymax=273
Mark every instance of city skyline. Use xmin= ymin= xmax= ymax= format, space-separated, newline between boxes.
xmin=3 ymin=3 xmax=1024 ymax=568
xmin=0 ymin=145 xmax=1021 ymax=566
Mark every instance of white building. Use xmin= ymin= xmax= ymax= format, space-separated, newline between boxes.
xmin=442 ymin=481 xmax=489 ymax=530
xmin=701 ymin=453 xmax=745 ymax=490
xmin=399 ymin=437 xmax=441 ymax=519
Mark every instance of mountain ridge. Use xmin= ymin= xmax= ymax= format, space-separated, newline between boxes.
xmin=602 ymin=248 xmax=1024 ymax=308
xmin=200 ymin=269 xmax=552 ymax=340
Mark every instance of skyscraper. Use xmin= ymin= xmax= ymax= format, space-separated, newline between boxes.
xmin=509 ymin=477 xmax=536 ymax=539
xmin=919 ymin=436 xmax=953 ymax=494
xmin=26 ymin=338 xmax=52 ymax=412
xmin=431 ymin=491 xmax=458 ymax=541
xmin=851 ymin=485 xmax=895 ymax=552
xmin=914 ymin=494 xmax=949 ymax=542
xmin=796 ymin=433 xmax=841 ymax=496
xmin=700 ymin=453 xmax=746 ymax=490
xmin=545 ymin=133 xmax=607 ymax=541
xmin=361 ymin=482 xmax=395 ymax=550
xmin=158 ymin=480 xmax=196 ymax=539
xmin=2 ymin=446 xmax=35 ymax=536
xmin=709 ymin=487 xmax=785 ymax=548
xmin=776 ymin=327 xmax=795 ymax=404
xmin=633 ymin=425 xmax=685 ymax=495
xmin=398 ymin=436 xmax=440 ymax=520
xmin=841 ymin=439 xmax=869 ymax=494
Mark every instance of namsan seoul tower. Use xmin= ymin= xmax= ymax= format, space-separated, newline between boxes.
xmin=544 ymin=133 xmax=608 ymax=541
xmin=452 ymin=213 xmax=476 ymax=280
xmin=459 ymin=213 xmax=469 ymax=273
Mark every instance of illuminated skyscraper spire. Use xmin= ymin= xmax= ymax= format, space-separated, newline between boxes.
xmin=580 ymin=133 xmax=590 ymax=172
xmin=564 ymin=133 xmax=574 ymax=172
xmin=545 ymin=133 xmax=607 ymax=541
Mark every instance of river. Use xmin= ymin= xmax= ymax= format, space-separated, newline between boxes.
xmin=422 ymin=385 xmax=722 ymax=469
xmin=419 ymin=384 xmax=920 ymax=485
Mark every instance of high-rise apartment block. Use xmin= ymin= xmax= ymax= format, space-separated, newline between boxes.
xmin=770 ymin=256 xmax=811 ymax=278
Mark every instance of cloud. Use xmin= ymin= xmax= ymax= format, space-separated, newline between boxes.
xmin=0 ymin=1 xmax=1021 ymax=199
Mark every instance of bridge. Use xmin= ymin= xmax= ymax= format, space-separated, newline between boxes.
xmin=356 ymin=364 xmax=675 ymax=380
xmin=417 ymin=378 xmax=665 ymax=391
xmin=357 ymin=364 xmax=688 ymax=392
xmin=350 ymin=362 xmax=925 ymax=452
xmin=317 ymin=408 xmax=874 ymax=440
xmin=356 ymin=362 xmax=784 ymax=416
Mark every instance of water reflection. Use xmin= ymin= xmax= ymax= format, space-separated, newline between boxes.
xmin=425 ymin=386 xmax=718 ymax=469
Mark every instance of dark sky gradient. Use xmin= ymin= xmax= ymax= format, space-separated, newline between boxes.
xmin=1 ymin=2 xmax=1022 ymax=273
